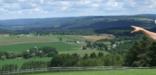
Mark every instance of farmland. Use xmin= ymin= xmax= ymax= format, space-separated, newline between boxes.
xmin=0 ymin=34 xmax=113 ymax=53
xmin=82 ymin=34 xmax=115 ymax=42
xmin=0 ymin=34 xmax=82 ymax=46
xmin=0 ymin=34 xmax=111 ymax=67
xmin=0 ymin=34 xmax=82 ymax=52
xmin=0 ymin=42 xmax=80 ymax=53
xmin=0 ymin=33 xmax=151 ymax=75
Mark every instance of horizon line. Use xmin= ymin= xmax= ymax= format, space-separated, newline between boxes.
xmin=0 ymin=13 xmax=155 ymax=21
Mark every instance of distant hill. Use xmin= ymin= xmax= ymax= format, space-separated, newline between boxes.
xmin=0 ymin=14 xmax=156 ymax=35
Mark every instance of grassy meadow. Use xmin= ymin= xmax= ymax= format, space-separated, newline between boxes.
xmin=0 ymin=57 xmax=51 ymax=67
xmin=24 ymin=69 xmax=156 ymax=75
xmin=0 ymin=34 xmax=82 ymax=53
xmin=0 ymin=34 xmax=110 ymax=54
xmin=0 ymin=42 xmax=80 ymax=53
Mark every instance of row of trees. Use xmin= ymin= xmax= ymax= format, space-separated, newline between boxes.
xmin=22 ymin=47 xmax=58 ymax=59
xmin=84 ymin=41 xmax=112 ymax=51
xmin=0 ymin=47 xmax=58 ymax=60
xmin=21 ymin=61 xmax=48 ymax=70
xmin=0 ymin=52 xmax=17 ymax=60
xmin=49 ymin=52 xmax=124 ymax=67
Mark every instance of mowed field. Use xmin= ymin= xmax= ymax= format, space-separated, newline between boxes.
xmin=0 ymin=34 xmax=83 ymax=53
xmin=24 ymin=69 xmax=156 ymax=75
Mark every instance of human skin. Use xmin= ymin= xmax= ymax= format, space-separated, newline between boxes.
xmin=131 ymin=26 xmax=156 ymax=41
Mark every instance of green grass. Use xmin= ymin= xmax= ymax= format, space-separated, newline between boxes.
xmin=24 ymin=69 xmax=156 ymax=75
xmin=0 ymin=42 xmax=81 ymax=53
xmin=0 ymin=34 xmax=84 ymax=53
xmin=0 ymin=34 xmax=83 ymax=46
xmin=0 ymin=57 xmax=51 ymax=67
xmin=0 ymin=35 xmax=58 ymax=46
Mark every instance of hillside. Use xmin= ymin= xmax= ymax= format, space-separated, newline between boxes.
xmin=0 ymin=14 xmax=156 ymax=35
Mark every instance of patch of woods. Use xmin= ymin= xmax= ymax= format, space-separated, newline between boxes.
xmin=22 ymin=47 xmax=58 ymax=59
xmin=50 ymin=52 xmax=123 ymax=67
xmin=125 ymin=37 xmax=156 ymax=67
xmin=83 ymin=38 xmax=131 ymax=53
xmin=0 ymin=47 xmax=58 ymax=60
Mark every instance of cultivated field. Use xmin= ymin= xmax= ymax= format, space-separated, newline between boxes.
xmin=24 ymin=69 xmax=156 ymax=75
xmin=82 ymin=34 xmax=115 ymax=42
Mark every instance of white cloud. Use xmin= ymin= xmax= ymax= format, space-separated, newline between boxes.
xmin=33 ymin=7 xmax=40 ymax=11
xmin=127 ymin=0 xmax=137 ymax=7
xmin=40 ymin=0 xmax=44 ymax=4
xmin=60 ymin=1 xmax=70 ymax=5
xmin=0 ymin=0 xmax=156 ymax=19
xmin=2 ymin=3 xmax=21 ymax=10
xmin=0 ymin=8 xmax=7 ymax=12
xmin=18 ymin=0 xmax=26 ymax=2
xmin=30 ymin=3 xmax=38 ymax=8
xmin=17 ymin=10 xmax=23 ymax=14
xmin=61 ymin=6 xmax=69 ymax=11
xmin=79 ymin=0 xmax=92 ymax=4
xmin=92 ymin=3 xmax=100 ymax=7
xmin=105 ymin=0 xmax=124 ymax=10
xmin=60 ymin=1 xmax=70 ymax=11
xmin=147 ymin=0 xmax=156 ymax=9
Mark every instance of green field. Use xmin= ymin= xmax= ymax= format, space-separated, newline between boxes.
xmin=0 ymin=57 xmax=51 ymax=67
xmin=0 ymin=34 xmax=105 ymax=54
xmin=24 ymin=69 xmax=156 ymax=75
xmin=0 ymin=34 xmax=83 ymax=46
xmin=0 ymin=34 xmax=84 ymax=53
xmin=0 ymin=42 xmax=81 ymax=53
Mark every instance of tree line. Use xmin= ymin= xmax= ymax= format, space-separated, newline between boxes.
xmin=0 ymin=47 xmax=58 ymax=60
xmin=49 ymin=52 xmax=123 ymax=67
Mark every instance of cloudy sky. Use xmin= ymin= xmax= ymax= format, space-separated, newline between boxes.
xmin=0 ymin=0 xmax=156 ymax=20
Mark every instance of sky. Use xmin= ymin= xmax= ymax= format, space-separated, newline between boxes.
xmin=0 ymin=0 xmax=156 ymax=20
